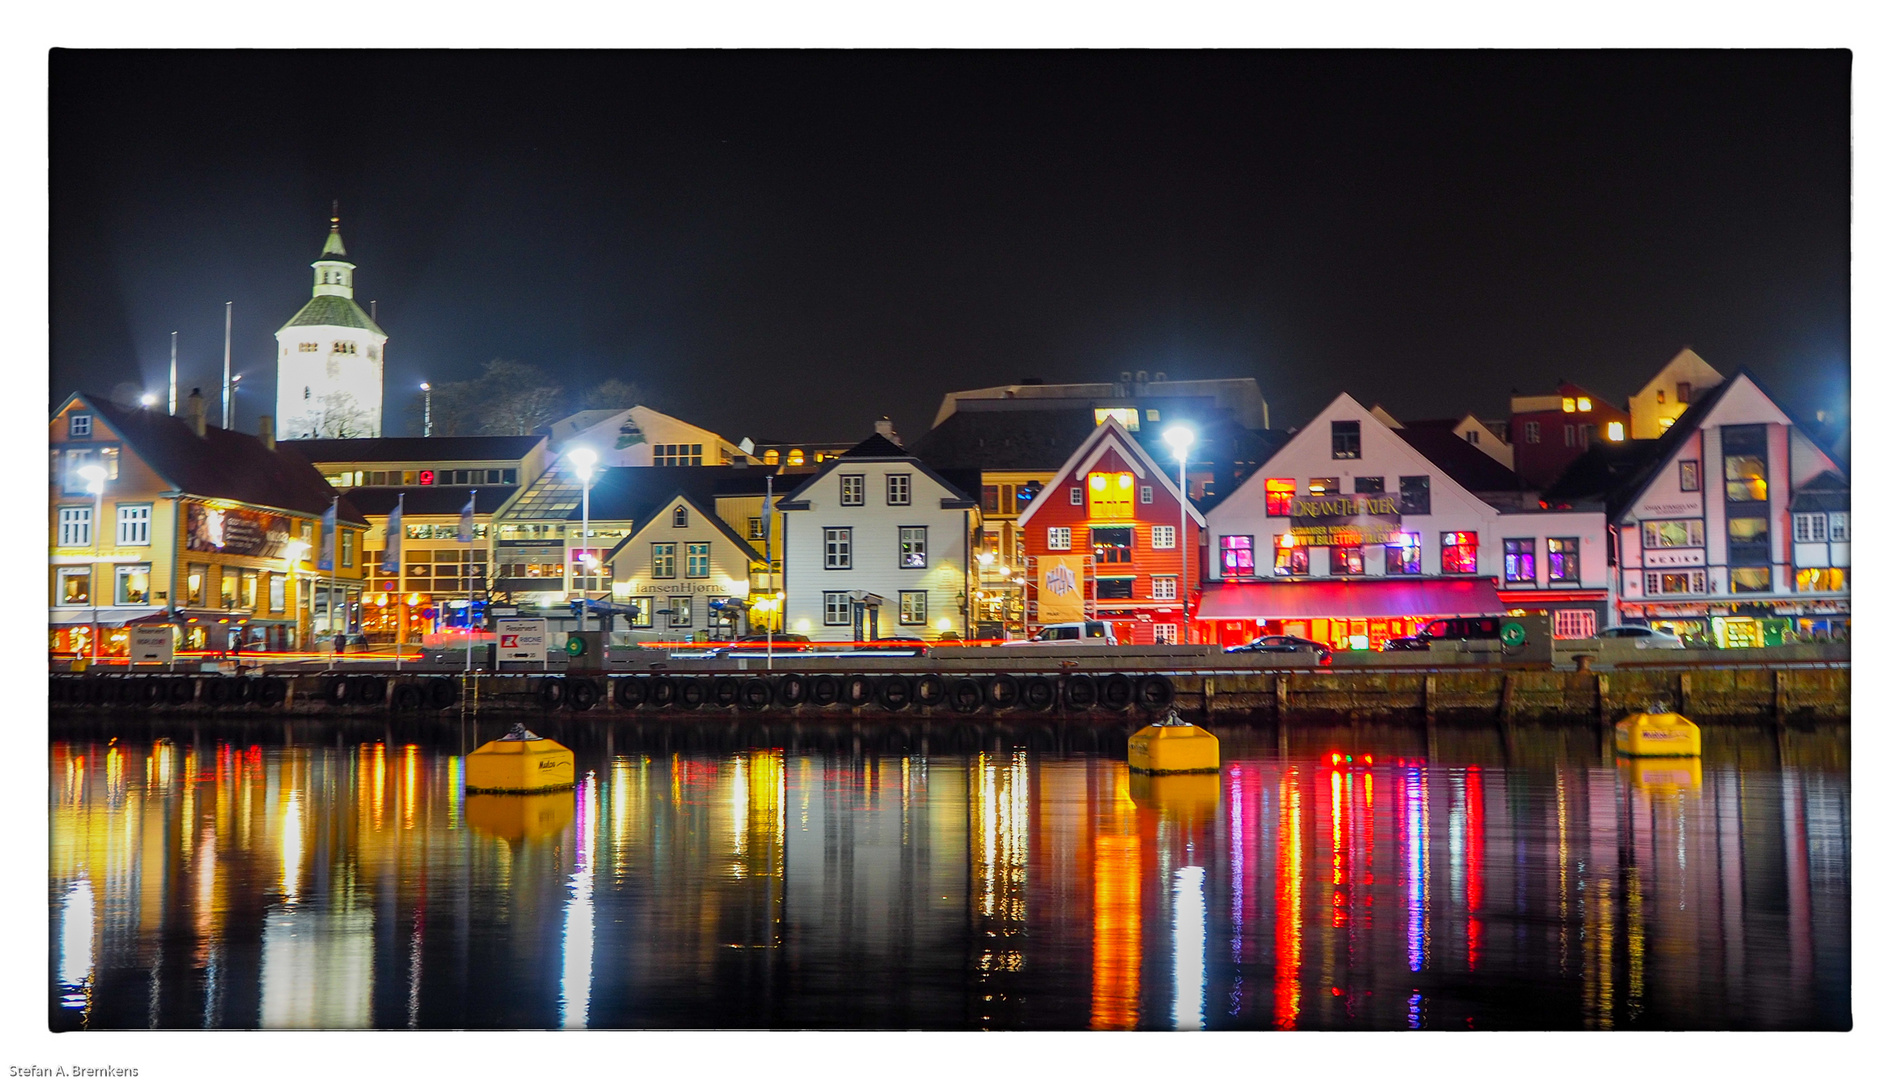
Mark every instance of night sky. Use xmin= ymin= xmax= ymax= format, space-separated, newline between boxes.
xmin=50 ymin=50 xmax=1850 ymax=444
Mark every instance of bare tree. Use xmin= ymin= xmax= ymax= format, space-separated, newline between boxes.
xmin=409 ymin=359 xmax=567 ymax=436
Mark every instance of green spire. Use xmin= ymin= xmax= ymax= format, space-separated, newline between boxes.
xmin=321 ymin=200 xmax=347 ymax=257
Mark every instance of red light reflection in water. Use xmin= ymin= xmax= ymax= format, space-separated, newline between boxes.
xmin=1273 ymin=769 xmax=1303 ymax=1030
xmin=1465 ymin=766 xmax=1485 ymax=972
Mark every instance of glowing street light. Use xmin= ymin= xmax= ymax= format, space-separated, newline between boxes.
xmin=79 ymin=463 xmax=108 ymax=665
xmin=1161 ymin=425 xmax=1196 ymax=644
xmin=567 ymin=447 xmax=600 ymax=632
xmin=139 ymin=392 xmax=157 ymax=408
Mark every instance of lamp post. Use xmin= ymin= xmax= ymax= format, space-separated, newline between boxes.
xmin=228 ymin=373 xmax=242 ymax=427
xmin=566 ymin=447 xmax=599 ymax=632
xmin=79 ymin=463 xmax=108 ymax=665
xmin=420 ymin=383 xmax=432 ymax=437
xmin=1162 ymin=425 xmax=1196 ymax=645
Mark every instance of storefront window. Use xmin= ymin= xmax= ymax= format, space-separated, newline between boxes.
xmin=1643 ymin=520 xmax=1704 ymax=548
xmin=1644 ymin=571 xmax=1706 ymax=595
xmin=1273 ymin=542 xmax=1308 ymax=577
xmin=1795 ymin=568 xmax=1846 ymax=592
xmin=1384 ymin=532 xmax=1420 ymax=575
xmin=115 ymin=564 xmax=151 ymax=605
xmin=186 ymin=564 xmax=207 ymax=606
xmin=1546 ymin=537 xmax=1580 ymax=583
xmin=1440 ymin=531 xmax=1478 ymax=574
xmin=57 ymin=567 xmax=90 ymax=606
xmin=1730 ymin=566 xmax=1772 ymax=593
xmin=1399 ymin=475 xmax=1431 ymax=515
xmin=1265 ymin=478 xmax=1295 ymax=517
xmin=1220 ymin=535 xmax=1255 ymax=577
xmin=1503 ymin=538 xmax=1536 ymax=583
xmin=1330 ymin=545 xmax=1364 ymax=575
xmin=220 ymin=568 xmax=237 ymax=609
xmin=240 ymin=570 xmax=258 ymax=610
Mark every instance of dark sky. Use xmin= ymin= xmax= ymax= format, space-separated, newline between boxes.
xmin=50 ymin=50 xmax=1850 ymax=444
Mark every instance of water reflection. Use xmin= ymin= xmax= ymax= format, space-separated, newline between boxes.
xmin=49 ymin=723 xmax=1849 ymax=1030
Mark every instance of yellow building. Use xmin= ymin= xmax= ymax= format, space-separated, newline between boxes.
xmin=50 ymin=391 xmax=369 ymax=659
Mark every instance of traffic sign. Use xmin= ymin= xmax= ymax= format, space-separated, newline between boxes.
xmin=496 ymin=618 xmax=548 ymax=663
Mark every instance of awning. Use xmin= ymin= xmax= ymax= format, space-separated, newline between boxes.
xmin=1195 ymin=578 xmax=1503 ymax=621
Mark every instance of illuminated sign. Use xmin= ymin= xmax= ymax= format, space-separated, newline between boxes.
xmin=418 ymin=470 xmax=436 ymax=485
xmin=1287 ymin=493 xmax=1402 ymax=545
xmin=185 ymin=503 xmax=292 ymax=557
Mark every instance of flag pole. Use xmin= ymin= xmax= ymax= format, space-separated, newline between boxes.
xmin=466 ymin=488 xmax=476 ymax=675
xmin=326 ymin=495 xmax=338 ymax=671
xmin=764 ymin=472 xmax=774 ymax=672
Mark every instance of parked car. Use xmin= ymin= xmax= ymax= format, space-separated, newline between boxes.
xmin=1381 ymin=636 xmax=1431 ymax=652
xmin=1595 ymin=625 xmax=1685 ymax=649
xmin=1004 ymin=621 xmax=1119 ymax=646
xmin=1227 ymin=635 xmax=1333 ymax=664
xmin=1382 ymin=616 xmax=1503 ymax=652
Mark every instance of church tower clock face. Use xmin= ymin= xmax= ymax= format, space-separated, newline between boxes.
xmin=274 ymin=208 xmax=388 ymax=438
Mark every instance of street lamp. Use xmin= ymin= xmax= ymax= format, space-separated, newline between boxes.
xmin=79 ymin=463 xmax=108 ymax=665
xmin=566 ymin=446 xmax=599 ymax=632
xmin=139 ymin=392 xmax=156 ymax=408
xmin=1161 ymin=425 xmax=1196 ymax=645
xmin=420 ymin=383 xmax=432 ymax=437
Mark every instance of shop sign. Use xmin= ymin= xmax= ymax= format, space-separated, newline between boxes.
xmin=1288 ymin=493 xmax=1403 ymax=545
xmin=1642 ymin=549 xmax=1706 ymax=568
xmin=496 ymin=618 xmax=549 ymax=662
xmin=186 ymin=503 xmax=292 ymax=557
xmin=130 ymin=626 xmax=173 ymax=664
xmin=624 ymin=581 xmax=742 ymax=596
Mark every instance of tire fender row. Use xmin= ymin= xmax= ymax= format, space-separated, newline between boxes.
xmin=529 ymin=672 xmax=1176 ymax=714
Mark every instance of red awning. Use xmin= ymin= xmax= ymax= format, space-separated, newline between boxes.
xmin=1195 ymin=578 xmax=1504 ymax=620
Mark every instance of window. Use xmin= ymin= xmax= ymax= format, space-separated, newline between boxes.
xmin=186 ymin=564 xmax=207 ymax=606
xmin=1308 ymin=477 xmax=1339 ymax=496
xmin=331 ymin=340 xmax=356 ymax=355
xmin=1828 ymin=513 xmax=1849 ymax=542
xmin=981 ymin=485 xmax=1000 ymax=514
xmin=1154 ymin=622 xmax=1178 ymax=644
xmin=787 ymin=450 xmax=805 ymax=467
xmin=1151 ymin=575 xmax=1177 ymax=600
xmin=1645 ymin=571 xmax=1707 ymax=595
xmin=1047 ymin=527 xmax=1072 ymax=551
xmin=652 ymin=543 xmax=676 ymax=578
xmin=1151 ymin=525 xmax=1176 ymax=550
xmin=1354 ymin=476 xmax=1385 ymax=495
xmin=823 ymin=591 xmax=851 ymax=626
xmin=1577 ymin=397 xmax=1592 ymax=412
xmin=1796 ymin=568 xmax=1846 ymax=592
xmin=1730 ymin=567 xmax=1772 ymax=593
xmin=624 ymin=597 xmax=654 ymax=628
xmin=1723 ymin=425 xmax=1768 ymax=503
xmin=840 ymin=475 xmax=865 ymax=506
xmin=1139 ymin=485 xmax=1154 ymax=505
xmin=57 ymin=568 xmax=90 ymax=606
xmin=1332 ymin=420 xmax=1361 ymax=459
xmin=1220 ymin=535 xmax=1255 ymax=576
xmin=1523 ymin=421 xmax=1540 ymax=444
xmin=886 ymin=473 xmax=911 ymax=506
xmin=1562 ymin=397 xmax=1577 ymax=413
xmin=1441 ymin=531 xmax=1478 ymax=574
xmin=1643 ymin=520 xmax=1705 ymax=548
xmin=686 ymin=542 xmax=711 ymax=578
xmin=670 ymin=596 xmax=693 ymax=628
xmin=57 ymin=506 xmax=92 ymax=547
xmin=113 ymin=564 xmax=150 ymax=606
xmin=1677 ymin=382 xmax=1692 ymax=404
xmin=341 ymin=529 xmax=355 ymax=568
xmin=299 ymin=342 xmax=317 ymax=353
xmin=824 ymin=528 xmax=852 ymax=569
xmin=1607 ymin=422 xmax=1625 ymax=442
xmin=899 ymin=590 xmax=928 ymax=625
xmin=1069 ymin=486 xmax=1083 ymax=505
xmin=654 ymin=444 xmax=704 ymax=467
xmin=116 ymin=505 xmax=151 ymax=546
xmin=1399 ymin=476 xmax=1431 ymax=516
xmin=1092 ymin=526 xmax=1133 ymax=564
xmin=1679 ymin=461 xmax=1700 ymax=492
xmin=60 ymin=446 xmax=119 ymax=494
xmin=748 ymin=517 xmax=764 ymax=541
xmin=673 ymin=506 xmax=689 ymax=527
xmin=763 ymin=450 xmax=780 ymax=466
xmin=238 ymin=569 xmax=258 ymax=610
xmin=1503 ymin=538 xmax=1537 ymax=583
xmin=1274 ymin=541 xmax=1308 ymax=576
xmin=1657 ymin=389 xmax=1667 ymax=404
xmin=1265 ymin=478 xmax=1295 ymax=516
xmin=1728 ymin=516 xmax=1770 ymax=566
xmin=1553 ymin=610 xmax=1597 ymax=640
xmin=1385 ymin=533 xmax=1421 ymax=575
xmin=69 ymin=414 xmax=91 ymax=437
xmin=899 ymin=527 xmax=927 ymax=568
xmin=1793 ymin=513 xmax=1826 ymax=543
xmin=1097 ymin=576 xmax=1135 ymax=600
xmin=268 ymin=574 xmax=285 ymax=612
xmin=1547 ymin=537 xmax=1580 ymax=583
xmin=1564 ymin=424 xmax=1576 ymax=448
xmin=1330 ymin=545 xmax=1364 ymax=575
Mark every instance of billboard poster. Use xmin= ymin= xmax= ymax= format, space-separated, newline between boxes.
xmin=1288 ymin=493 xmax=1403 ymax=546
xmin=186 ymin=502 xmax=293 ymax=557
xmin=1037 ymin=555 xmax=1087 ymax=623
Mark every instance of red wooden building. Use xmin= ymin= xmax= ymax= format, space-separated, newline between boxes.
xmin=1015 ymin=418 xmax=1205 ymax=644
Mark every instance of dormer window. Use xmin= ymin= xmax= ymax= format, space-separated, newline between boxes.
xmin=672 ymin=506 xmax=688 ymax=528
xmin=68 ymin=414 xmax=91 ymax=438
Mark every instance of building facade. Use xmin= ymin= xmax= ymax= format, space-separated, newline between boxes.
xmin=1014 ymin=418 xmax=1204 ymax=645
xmin=777 ymin=434 xmax=976 ymax=642
xmin=548 ymin=405 xmax=751 ymax=468
xmin=1509 ymin=381 xmax=1631 ymax=489
xmin=1627 ymin=347 xmax=1725 ymax=440
xmin=1198 ymin=394 xmax=1609 ymax=650
xmin=275 ymin=213 xmax=388 ymax=438
xmin=604 ymin=493 xmax=763 ymax=641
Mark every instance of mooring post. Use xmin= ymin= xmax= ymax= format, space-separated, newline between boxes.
xmin=1500 ymin=672 xmax=1517 ymax=718
xmin=1596 ymin=673 xmax=1611 ymax=721
xmin=1773 ymin=669 xmax=1788 ymax=724
xmin=1275 ymin=673 xmax=1289 ymax=718
xmin=1679 ymin=671 xmax=1692 ymax=713
xmin=1203 ymin=677 xmax=1216 ymax=720
xmin=1423 ymin=674 xmax=1435 ymax=714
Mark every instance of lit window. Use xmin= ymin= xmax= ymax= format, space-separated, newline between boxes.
xmin=1385 ymin=532 xmax=1421 ymax=575
xmin=899 ymin=526 xmax=927 ymax=568
xmin=1219 ymin=535 xmax=1254 ymax=576
xmin=672 ymin=506 xmax=689 ymax=527
xmin=1047 ymin=527 xmax=1072 ymax=551
xmin=1607 ymin=421 xmax=1625 ymax=441
xmin=1092 ymin=526 xmax=1133 ymax=564
xmin=1274 ymin=538 xmax=1308 ymax=576
xmin=748 ymin=517 xmax=763 ymax=540
xmin=57 ymin=567 xmax=90 ymax=606
xmin=899 ymin=590 xmax=928 ymax=625
xmin=1562 ymin=397 xmax=1577 ymax=413
xmin=1151 ymin=525 xmax=1175 ymax=550
xmin=764 ymin=449 xmax=780 ymax=465
xmin=1553 ymin=609 xmax=1597 ymax=639
xmin=1503 ymin=538 xmax=1537 ymax=583
xmin=1086 ymin=472 xmax=1135 ymax=518
xmin=1547 ymin=537 xmax=1580 ymax=583
xmin=1330 ymin=545 xmax=1364 ymax=575
xmin=652 ymin=543 xmax=676 ymax=578
xmin=1730 ymin=567 xmax=1772 ymax=593
xmin=1643 ymin=520 xmax=1705 ymax=548
xmin=1577 ymin=397 xmax=1592 ymax=412
xmin=1265 ymin=478 xmax=1295 ymax=516
xmin=116 ymin=564 xmax=151 ymax=605
xmin=1440 ymin=531 xmax=1478 ymax=574
xmin=1094 ymin=407 xmax=1139 ymax=429
xmin=788 ymin=450 xmax=805 ymax=466
xmin=1308 ymin=477 xmax=1339 ymax=496
xmin=1154 ymin=622 xmax=1178 ymax=643
xmin=670 ymin=596 xmax=693 ymax=628
xmin=1658 ymin=416 xmax=1675 ymax=432
xmin=840 ymin=475 xmax=865 ymax=506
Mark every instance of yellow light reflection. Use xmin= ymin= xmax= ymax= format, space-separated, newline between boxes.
xmin=1091 ymin=766 xmax=1141 ymax=1030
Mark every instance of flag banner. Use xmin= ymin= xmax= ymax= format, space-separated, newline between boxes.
xmin=381 ymin=495 xmax=403 ymax=574
xmin=317 ymin=501 xmax=336 ymax=571
xmin=460 ymin=490 xmax=476 ymax=543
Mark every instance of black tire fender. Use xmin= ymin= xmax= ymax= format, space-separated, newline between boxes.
xmin=914 ymin=674 xmax=947 ymax=708
xmin=948 ymin=678 xmax=984 ymax=714
xmin=392 ymin=681 xmax=425 ymax=710
xmin=808 ymin=676 xmax=842 ymax=708
xmin=776 ymin=674 xmax=809 ymax=707
xmin=1135 ymin=675 xmax=1175 ymax=710
xmin=614 ymin=677 xmax=649 ymax=709
xmin=676 ymin=678 xmax=708 ymax=710
xmin=256 ymin=678 xmax=288 ymax=708
xmin=537 ymin=678 xmax=567 ymax=710
xmin=740 ymin=678 xmax=774 ymax=711
xmin=646 ymin=677 xmax=676 ymax=709
xmin=1099 ymin=673 xmax=1135 ymax=711
xmin=1063 ymin=675 xmax=1098 ymax=710
xmin=984 ymin=675 xmax=1019 ymax=711
xmin=352 ymin=677 xmax=386 ymax=706
xmin=568 ymin=678 xmax=600 ymax=711
xmin=843 ymin=675 xmax=875 ymax=707
xmin=711 ymin=677 xmax=741 ymax=709
xmin=428 ymin=678 xmax=459 ymax=710
xmin=1019 ymin=676 xmax=1057 ymax=711
xmin=875 ymin=676 xmax=914 ymax=710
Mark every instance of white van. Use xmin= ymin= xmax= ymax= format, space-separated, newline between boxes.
xmin=1005 ymin=621 xmax=1119 ymax=646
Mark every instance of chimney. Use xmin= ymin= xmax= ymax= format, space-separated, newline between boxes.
xmin=259 ymin=415 xmax=276 ymax=450
xmin=874 ymin=416 xmax=902 ymax=447
xmin=186 ymin=388 xmax=206 ymax=437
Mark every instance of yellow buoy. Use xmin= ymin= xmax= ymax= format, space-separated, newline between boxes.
xmin=1127 ymin=711 xmax=1220 ymax=774
xmin=1614 ymin=709 xmax=1701 ymax=757
xmin=465 ymin=724 xmax=576 ymax=793
xmin=1620 ymin=756 xmax=1703 ymax=792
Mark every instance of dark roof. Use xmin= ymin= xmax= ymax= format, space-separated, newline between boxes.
xmin=277 ymin=294 xmax=387 ymax=336
xmin=1393 ymin=427 xmax=1524 ymax=494
xmin=1792 ymin=470 xmax=1849 ymax=513
xmin=1540 ymin=440 xmax=1673 ymax=509
xmin=603 ymin=491 xmax=763 ymax=565
xmin=80 ymin=395 xmax=369 ymax=525
xmin=777 ymin=445 xmax=978 ymax=510
xmin=841 ymin=433 xmax=908 ymax=458
xmin=337 ymin=487 xmax=518 ymax=516
xmin=282 ymin=435 xmax=544 ymax=464
xmin=909 ymin=409 xmax=1101 ymax=472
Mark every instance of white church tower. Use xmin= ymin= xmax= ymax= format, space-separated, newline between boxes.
xmin=275 ymin=208 xmax=388 ymax=438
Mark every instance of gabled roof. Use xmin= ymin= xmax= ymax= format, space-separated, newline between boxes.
xmin=283 ymin=435 xmax=545 ymax=464
xmin=1392 ymin=427 xmax=1524 ymax=494
xmin=1791 ymin=470 xmax=1849 ymax=513
xmin=63 ymin=394 xmax=369 ymax=525
xmin=908 ymin=408 xmax=1100 ymax=472
xmin=775 ymin=435 xmax=978 ymax=510
xmin=841 ymin=433 xmax=908 ymax=458
xmin=1539 ymin=440 xmax=1672 ymax=509
xmin=602 ymin=490 xmax=763 ymax=565
xmin=1014 ymin=417 xmax=1206 ymax=527
xmin=278 ymin=294 xmax=386 ymax=336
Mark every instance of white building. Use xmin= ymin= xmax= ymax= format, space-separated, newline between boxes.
xmin=1604 ymin=368 xmax=1847 ymax=644
xmin=275 ymin=213 xmax=388 ymax=438
xmin=547 ymin=405 xmax=751 ymax=467
xmin=776 ymin=433 xmax=977 ymax=642
xmin=1197 ymin=393 xmax=1610 ymax=650
xmin=603 ymin=493 xmax=761 ymax=641
xmin=1628 ymin=347 xmax=1725 ymax=440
